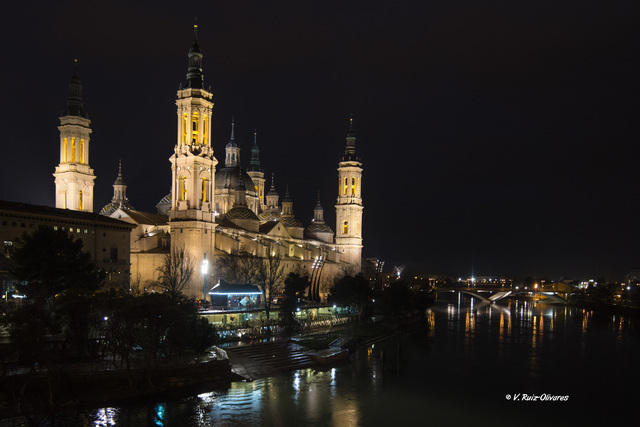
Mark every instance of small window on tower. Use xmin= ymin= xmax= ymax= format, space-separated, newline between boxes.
xmin=71 ymin=138 xmax=76 ymax=163
xmin=181 ymin=176 xmax=187 ymax=201
xmin=343 ymin=178 xmax=348 ymax=195
xmin=79 ymin=191 xmax=83 ymax=210
xmin=343 ymin=221 xmax=349 ymax=234
xmin=80 ymin=139 xmax=85 ymax=164
xmin=203 ymin=116 xmax=208 ymax=145
xmin=192 ymin=112 xmax=199 ymax=144
xmin=182 ymin=113 xmax=188 ymax=143
xmin=351 ymin=177 xmax=356 ymax=195
xmin=63 ymin=138 xmax=68 ymax=162
xmin=202 ymin=177 xmax=207 ymax=202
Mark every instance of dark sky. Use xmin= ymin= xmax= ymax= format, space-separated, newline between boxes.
xmin=0 ymin=1 xmax=638 ymax=280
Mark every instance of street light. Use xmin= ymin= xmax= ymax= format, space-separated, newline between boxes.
xmin=201 ymin=255 xmax=209 ymax=308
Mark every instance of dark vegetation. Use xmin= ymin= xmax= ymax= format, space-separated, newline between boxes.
xmin=328 ymin=273 xmax=433 ymax=319
xmin=0 ymin=227 xmax=221 ymax=415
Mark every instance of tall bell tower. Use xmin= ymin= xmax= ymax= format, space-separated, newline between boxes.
xmin=169 ymin=24 xmax=218 ymax=298
xmin=335 ymin=118 xmax=363 ymax=273
xmin=53 ymin=60 xmax=95 ymax=212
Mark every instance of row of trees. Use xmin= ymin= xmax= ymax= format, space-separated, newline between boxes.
xmin=328 ymin=274 xmax=433 ymax=318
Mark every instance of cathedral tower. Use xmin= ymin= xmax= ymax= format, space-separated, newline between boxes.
xmin=335 ymin=118 xmax=363 ymax=272
xmin=169 ymin=24 xmax=217 ymax=299
xmin=247 ymin=131 xmax=266 ymax=211
xmin=53 ymin=60 xmax=96 ymax=212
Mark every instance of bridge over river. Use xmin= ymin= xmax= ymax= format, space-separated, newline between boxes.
xmin=434 ymin=288 xmax=568 ymax=304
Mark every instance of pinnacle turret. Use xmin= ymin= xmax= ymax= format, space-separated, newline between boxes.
xmin=185 ymin=22 xmax=204 ymax=89
xmin=225 ymin=118 xmax=241 ymax=167
xmin=313 ymin=191 xmax=325 ymax=222
xmin=248 ymin=130 xmax=262 ymax=172
xmin=342 ymin=116 xmax=358 ymax=161
xmin=65 ymin=59 xmax=86 ymax=117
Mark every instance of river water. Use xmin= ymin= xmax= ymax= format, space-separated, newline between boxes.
xmin=86 ymin=294 xmax=638 ymax=426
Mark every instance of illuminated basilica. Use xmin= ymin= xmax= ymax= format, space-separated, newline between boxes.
xmin=54 ymin=26 xmax=364 ymax=300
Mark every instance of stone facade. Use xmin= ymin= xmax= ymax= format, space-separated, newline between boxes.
xmin=96 ymin=26 xmax=365 ymax=300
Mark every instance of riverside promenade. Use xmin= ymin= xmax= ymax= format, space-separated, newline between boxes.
xmin=225 ymin=341 xmax=316 ymax=380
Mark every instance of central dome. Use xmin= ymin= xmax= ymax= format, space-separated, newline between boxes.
xmin=215 ymin=166 xmax=257 ymax=196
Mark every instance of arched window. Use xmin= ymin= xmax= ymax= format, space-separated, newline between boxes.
xmin=181 ymin=176 xmax=187 ymax=201
xmin=63 ymin=138 xmax=68 ymax=162
xmin=343 ymin=177 xmax=348 ymax=195
xmin=182 ymin=113 xmax=188 ymax=143
xmin=203 ymin=115 xmax=208 ymax=145
xmin=192 ymin=112 xmax=199 ymax=144
xmin=343 ymin=220 xmax=348 ymax=234
xmin=80 ymin=139 xmax=85 ymax=164
xmin=351 ymin=177 xmax=356 ymax=195
xmin=71 ymin=138 xmax=76 ymax=163
xmin=202 ymin=177 xmax=208 ymax=202
xmin=79 ymin=191 xmax=83 ymax=210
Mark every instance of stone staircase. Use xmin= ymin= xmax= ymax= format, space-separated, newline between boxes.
xmin=225 ymin=341 xmax=315 ymax=379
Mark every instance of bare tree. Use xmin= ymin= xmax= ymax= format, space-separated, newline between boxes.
xmin=215 ymin=248 xmax=286 ymax=319
xmin=157 ymin=248 xmax=194 ymax=298
xmin=215 ymin=251 xmax=262 ymax=284
xmin=256 ymin=248 xmax=286 ymax=320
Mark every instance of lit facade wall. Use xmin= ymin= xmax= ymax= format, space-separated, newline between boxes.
xmin=0 ymin=201 xmax=133 ymax=286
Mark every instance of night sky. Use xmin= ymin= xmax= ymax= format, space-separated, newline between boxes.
xmin=1 ymin=1 xmax=637 ymax=280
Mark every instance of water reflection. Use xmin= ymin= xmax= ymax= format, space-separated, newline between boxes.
xmin=85 ymin=294 xmax=639 ymax=426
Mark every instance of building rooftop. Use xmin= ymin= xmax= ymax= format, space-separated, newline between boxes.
xmin=0 ymin=200 xmax=134 ymax=228
xmin=114 ymin=209 xmax=168 ymax=226
xmin=209 ymin=280 xmax=262 ymax=295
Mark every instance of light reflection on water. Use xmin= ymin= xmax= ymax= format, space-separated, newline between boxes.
xmin=87 ymin=295 xmax=639 ymax=426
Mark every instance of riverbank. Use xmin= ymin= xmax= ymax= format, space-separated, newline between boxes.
xmin=223 ymin=312 xmax=425 ymax=380
xmin=27 ymin=296 xmax=635 ymax=427
xmin=0 ymin=356 xmax=232 ymax=419
xmin=0 ymin=312 xmax=423 ymax=420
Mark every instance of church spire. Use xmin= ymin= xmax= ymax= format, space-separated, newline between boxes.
xmin=282 ymin=184 xmax=294 ymax=216
xmin=267 ymin=173 xmax=277 ymax=194
xmin=65 ymin=59 xmax=86 ymax=117
xmin=342 ymin=115 xmax=357 ymax=161
xmin=112 ymin=159 xmax=129 ymax=206
xmin=227 ymin=117 xmax=237 ymax=147
xmin=114 ymin=159 xmax=124 ymax=186
xmin=248 ymin=130 xmax=262 ymax=172
xmin=99 ymin=159 xmax=132 ymax=215
xmin=225 ymin=118 xmax=240 ymax=167
xmin=185 ymin=21 xmax=204 ymax=89
xmin=283 ymin=184 xmax=292 ymax=202
xmin=266 ymin=173 xmax=279 ymax=209
xmin=313 ymin=190 xmax=325 ymax=222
